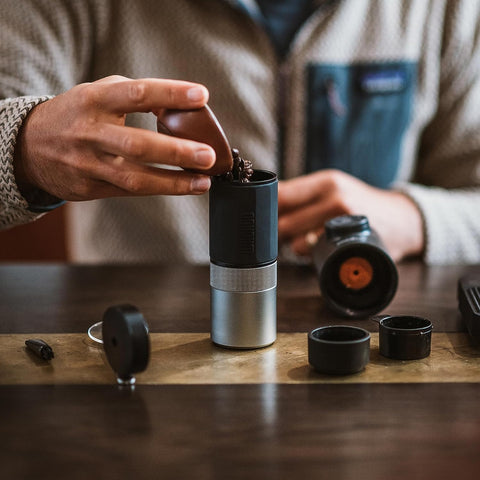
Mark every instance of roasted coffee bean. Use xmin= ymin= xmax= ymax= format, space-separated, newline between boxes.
xmin=223 ymin=148 xmax=253 ymax=183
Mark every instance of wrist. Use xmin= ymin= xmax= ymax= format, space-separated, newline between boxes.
xmin=393 ymin=191 xmax=425 ymax=259
xmin=13 ymin=104 xmax=65 ymax=212
xmin=13 ymin=103 xmax=39 ymax=191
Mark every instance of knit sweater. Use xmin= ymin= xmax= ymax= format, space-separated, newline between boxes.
xmin=1 ymin=0 xmax=480 ymax=264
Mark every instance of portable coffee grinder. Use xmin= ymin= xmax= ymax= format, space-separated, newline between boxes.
xmin=157 ymin=106 xmax=278 ymax=349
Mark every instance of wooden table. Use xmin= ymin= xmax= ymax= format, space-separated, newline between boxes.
xmin=1 ymin=262 xmax=480 ymax=479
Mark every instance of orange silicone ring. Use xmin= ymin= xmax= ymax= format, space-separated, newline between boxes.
xmin=339 ymin=257 xmax=373 ymax=290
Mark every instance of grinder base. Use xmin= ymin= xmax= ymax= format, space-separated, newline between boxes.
xmin=210 ymin=271 xmax=277 ymax=350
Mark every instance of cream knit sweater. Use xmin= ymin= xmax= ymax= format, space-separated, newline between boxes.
xmin=1 ymin=0 xmax=480 ymax=264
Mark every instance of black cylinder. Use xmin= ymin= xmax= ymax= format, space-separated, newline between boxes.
xmin=379 ymin=315 xmax=432 ymax=360
xmin=209 ymin=170 xmax=278 ymax=268
xmin=308 ymin=325 xmax=371 ymax=375
xmin=209 ymin=169 xmax=278 ymax=349
xmin=313 ymin=215 xmax=398 ymax=318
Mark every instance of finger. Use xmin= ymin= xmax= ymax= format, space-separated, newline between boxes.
xmin=62 ymin=170 xmax=210 ymax=200
xmin=278 ymin=198 xmax=344 ymax=240
xmin=93 ymin=157 xmax=211 ymax=196
xmin=87 ymin=123 xmax=216 ymax=170
xmin=87 ymin=78 xmax=209 ymax=114
xmin=278 ymin=173 xmax=330 ymax=214
xmin=93 ymin=75 xmax=129 ymax=85
xmin=65 ymin=178 xmax=133 ymax=201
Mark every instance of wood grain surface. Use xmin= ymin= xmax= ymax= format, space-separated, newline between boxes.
xmin=0 ymin=262 xmax=475 ymax=334
xmin=1 ymin=263 xmax=480 ymax=480
xmin=1 ymin=332 xmax=479 ymax=385
xmin=1 ymin=383 xmax=480 ymax=480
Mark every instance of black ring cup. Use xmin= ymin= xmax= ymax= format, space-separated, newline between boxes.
xmin=308 ymin=325 xmax=371 ymax=375
xmin=379 ymin=315 xmax=432 ymax=360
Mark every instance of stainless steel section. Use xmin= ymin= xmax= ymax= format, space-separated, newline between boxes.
xmin=210 ymin=262 xmax=277 ymax=292
xmin=210 ymin=286 xmax=277 ymax=349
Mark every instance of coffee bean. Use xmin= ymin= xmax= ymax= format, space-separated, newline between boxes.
xmin=223 ymin=148 xmax=253 ymax=183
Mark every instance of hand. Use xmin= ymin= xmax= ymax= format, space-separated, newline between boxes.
xmin=14 ymin=76 xmax=216 ymax=201
xmin=278 ymin=169 xmax=424 ymax=262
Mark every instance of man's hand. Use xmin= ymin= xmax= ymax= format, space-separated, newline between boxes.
xmin=14 ymin=76 xmax=216 ymax=200
xmin=278 ymin=169 xmax=424 ymax=262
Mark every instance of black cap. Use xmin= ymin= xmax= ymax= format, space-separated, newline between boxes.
xmin=379 ymin=315 xmax=432 ymax=360
xmin=325 ymin=215 xmax=370 ymax=240
xmin=308 ymin=326 xmax=370 ymax=375
xmin=102 ymin=304 xmax=150 ymax=382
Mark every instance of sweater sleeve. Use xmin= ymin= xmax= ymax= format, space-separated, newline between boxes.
xmin=0 ymin=96 xmax=54 ymax=228
xmin=398 ymin=1 xmax=480 ymax=265
xmin=398 ymin=183 xmax=480 ymax=264
xmin=0 ymin=0 xmax=110 ymax=229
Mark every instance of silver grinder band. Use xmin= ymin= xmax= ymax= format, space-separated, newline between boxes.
xmin=210 ymin=261 xmax=277 ymax=349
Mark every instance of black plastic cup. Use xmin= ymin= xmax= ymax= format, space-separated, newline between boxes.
xmin=379 ymin=315 xmax=432 ymax=360
xmin=308 ymin=325 xmax=371 ymax=375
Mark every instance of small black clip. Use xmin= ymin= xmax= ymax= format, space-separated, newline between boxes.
xmin=25 ymin=339 xmax=54 ymax=361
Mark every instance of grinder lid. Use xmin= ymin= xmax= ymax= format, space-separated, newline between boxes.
xmin=325 ymin=215 xmax=370 ymax=240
